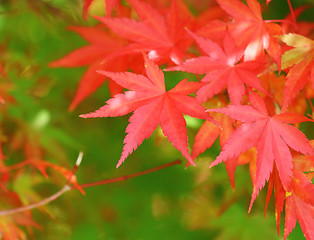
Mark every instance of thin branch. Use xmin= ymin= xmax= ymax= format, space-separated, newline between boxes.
xmin=80 ymin=159 xmax=181 ymax=188
xmin=0 ymin=160 xmax=31 ymax=172
xmin=0 ymin=159 xmax=181 ymax=217
xmin=0 ymin=185 xmax=71 ymax=217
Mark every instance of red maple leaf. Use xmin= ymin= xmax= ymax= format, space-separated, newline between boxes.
xmin=207 ymin=92 xmax=314 ymax=209
xmin=95 ymin=0 xmax=194 ymax=65
xmin=217 ymin=0 xmax=282 ymax=65
xmin=284 ymin=193 xmax=314 ymax=240
xmin=280 ymin=146 xmax=314 ymax=239
xmin=280 ymin=34 xmax=314 ymax=112
xmin=49 ymin=25 xmax=143 ymax=110
xmin=284 ymin=169 xmax=314 ymax=240
xmin=168 ymin=31 xmax=267 ymax=105
xmin=263 ymin=160 xmax=314 ymax=240
xmin=80 ymin=53 xmax=213 ymax=167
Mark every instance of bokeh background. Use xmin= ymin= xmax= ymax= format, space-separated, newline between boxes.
xmin=0 ymin=0 xmax=313 ymax=239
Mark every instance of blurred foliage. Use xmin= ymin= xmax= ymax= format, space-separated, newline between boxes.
xmin=0 ymin=0 xmax=312 ymax=239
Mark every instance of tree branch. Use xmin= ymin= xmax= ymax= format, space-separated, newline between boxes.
xmin=0 ymin=185 xmax=71 ymax=216
xmin=80 ymin=159 xmax=181 ymax=188
xmin=0 ymin=159 xmax=181 ymax=217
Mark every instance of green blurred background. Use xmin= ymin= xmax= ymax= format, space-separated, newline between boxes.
xmin=0 ymin=0 xmax=312 ymax=239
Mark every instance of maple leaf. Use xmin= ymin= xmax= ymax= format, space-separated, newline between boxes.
xmin=192 ymin=104 xmax=258 ymax=189
xmin=168 ymin=31 xmax=267 ymax=105
xmin=263 ymin=161 xmax=314 ymax=240
xmin=280 ymin=33 xmax=314 ymax=112
xmin=217 ymin=0 xmax=282 ymax=65
xmin=207 ymin=92 xmax=314 ymax=209
xmin=81 ymin=53 xmax=212 ymax=167
xmin=284 ymin=169 xmax=314 ymax=240
xmin=95 ymin=0 xmax=194 ymax=65
xmin=49 ymin=25 xmax=144 ymax=110
xmin=284 ymin=194 xmax=314 ymax=240
xmin=265 ymin=144 xmax=314 ymax=229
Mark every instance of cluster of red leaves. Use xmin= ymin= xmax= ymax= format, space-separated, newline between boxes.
xmin=51 ymin=0 xmax=314 ymax=239
xmin=0 ymin=67 xmax=83 ymax=238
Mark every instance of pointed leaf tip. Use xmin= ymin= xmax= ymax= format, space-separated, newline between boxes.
xmin=116 ymin=162 xmax=122 ymax=168
xmin=248 ymin=187 xmax=257 ymax=213
xmin=79 ymin=113 xmax=89 ymax=118
xmin=209 ymin=159 xmax=220 ymax=168
xmin=188 ymin=158 xmax=196 ymax=167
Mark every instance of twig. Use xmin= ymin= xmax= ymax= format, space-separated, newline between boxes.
xmin=79 ymin=159 xmax=181 ymax=188
xmin=0 ymin=158 xmax=181 ymax=217
xmin=0 ymin=185 xmax=71 ymax=216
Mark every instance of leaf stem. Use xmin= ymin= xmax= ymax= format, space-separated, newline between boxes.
xmin=286 ymin=0 xmax=297 ymax=30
